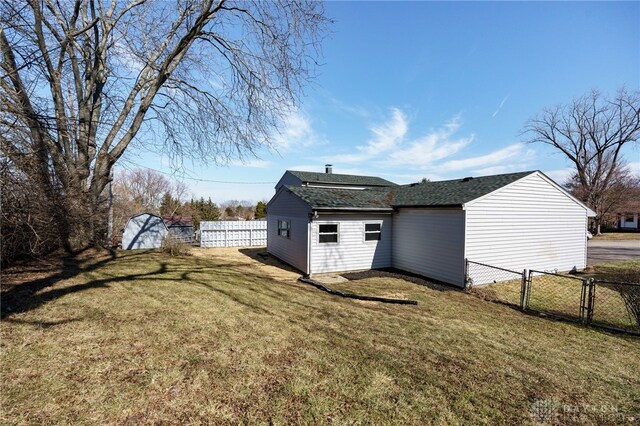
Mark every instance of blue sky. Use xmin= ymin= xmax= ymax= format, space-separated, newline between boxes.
xmin=127 ymin=1 xmax=640 ymax=203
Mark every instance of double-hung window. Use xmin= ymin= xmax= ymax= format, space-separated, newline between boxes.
xmin=277 ymin=220 xmax=290 ymax=238
xmin=364 ymin=223 xmax=382 ymax=241
xmin=318 ymin=224 xmax=338 ymax=243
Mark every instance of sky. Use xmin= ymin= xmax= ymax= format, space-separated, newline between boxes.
xmin=124 ymin=1 xmax=640 ymax=203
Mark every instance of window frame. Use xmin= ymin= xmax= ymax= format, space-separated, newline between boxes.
xmin=318 ymin=222 xmax=339 ymax=244
xmin=625 ymin=214 xmax=635 ymax=223
xmin=277 ymin=219 xmax=290 ymax=239
xmin=363 ymin=222 xmax=382 ymax=242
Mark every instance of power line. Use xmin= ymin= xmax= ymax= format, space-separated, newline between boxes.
xmin=124 ymin=161 xmax=277 ymax=185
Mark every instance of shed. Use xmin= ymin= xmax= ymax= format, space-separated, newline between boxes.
xmin=162 ymin=215 xmax=194 ymax=243
xmin=267 ymin=170 xmax=596 ymax=287
xmin=122 ymin=213 xmax=168 ymax=250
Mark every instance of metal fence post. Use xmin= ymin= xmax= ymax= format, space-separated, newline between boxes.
xmin=520 ymin=269 xmax=528 ymax=311
xmin=464 ymin=259 xmax=470 ymax=289
xmin=580 ymin=279 xmax=588 ymax=323
xmin=526 ymin=270 xmax=533 ymax=308
xmin=587 ymin=278 xmax=595 ymax=324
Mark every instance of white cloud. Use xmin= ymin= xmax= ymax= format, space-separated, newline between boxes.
xmin=336 ymin=110 xmax=472 ymax=169
xmin=438 ymin=144 xmax=529 ymax=173
xmin=340 ymin=108 xmax=408 ymax=163
xmin=627 ymin=161 xmax=640 ymax=176
xmin=386 ymin=116 xmax=472 ymax=167
xmin=271 ymin=110 xmax=321 ymax=152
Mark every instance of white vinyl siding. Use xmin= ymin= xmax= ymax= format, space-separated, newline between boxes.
xmin=392 ymin=209 xmax=466 ymax=287
xmin=464 ymin=173 xmax=588 ymax=277
xmin=309 ymin=215 xmax=392 ymax=274
xmin=266 ymin=189 xmax=311 ymax=273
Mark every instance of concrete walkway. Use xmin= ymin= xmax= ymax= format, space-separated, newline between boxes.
xmin=587 ymin=240 xmax=640 ymax=265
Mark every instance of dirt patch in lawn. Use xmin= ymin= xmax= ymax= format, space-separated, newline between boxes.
xmin=341 ymin=268 xmax=456 ymax=291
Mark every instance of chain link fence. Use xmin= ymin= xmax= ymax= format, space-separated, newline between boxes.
xmin=465 ymin=259 xmax=640 ymax=336
xmin=465 ymin=261 xmax=525 ymax=307
xmin=526 ymin=270 xmax=586 ymax=322
xmin=591 ymin=280 xmax=640 ymax=333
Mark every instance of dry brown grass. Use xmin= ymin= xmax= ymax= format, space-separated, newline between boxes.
xmin=2 ymin=248 xmax=639 ymax=424
xmin=593 ymin=232 xmax=640 ymax=240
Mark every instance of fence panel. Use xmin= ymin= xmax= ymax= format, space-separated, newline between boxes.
xmin=527 ymin=270 xmax=586 ymax=322
xmin=465 ymin=260 xmax=525 ymax=307
xmin=591 ymin=280 xmax=640 ymax=334
xmin=200 ymin=221 xmax=267 ymax=247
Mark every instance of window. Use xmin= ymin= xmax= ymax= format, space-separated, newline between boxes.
xmin=364 ymin=223 xmax=382 ymax=241
xmin=318 ymin=224 xmax=338 ymax=243
xmin=625 ymin=214 xmax=635 ymax=223
xmin=277 ymin=220 xmax=290 ymax=238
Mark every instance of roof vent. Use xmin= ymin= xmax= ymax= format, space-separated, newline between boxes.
xmin=325 ymin=164 xmax=333 ymax=174
xmin=462 ymin=176 xmax=473 ymax=182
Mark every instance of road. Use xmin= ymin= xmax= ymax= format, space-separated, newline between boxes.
xmin=587 ymin=240 xmax=640 ymax=265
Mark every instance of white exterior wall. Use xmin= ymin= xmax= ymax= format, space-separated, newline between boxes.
xmin=122 ymin=213 xmax=168 ymax=250
xmin=309 ymin=215 xmax=392 ymax=274
xmin=465 ymin=173 xmax=588 ymax=280
xmin=391 ymin=209 xmax=466 ymax=287
xmin=266 ymin=189 xmax=311 ymax=273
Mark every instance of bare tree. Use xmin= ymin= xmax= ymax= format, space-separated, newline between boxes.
xmin=523 ymin=89 xmax=640 ymax=233
xmin=0 ymin=0 xmax=328 ymax=251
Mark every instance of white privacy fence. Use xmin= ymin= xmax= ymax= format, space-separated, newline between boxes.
xmin=200 ymin=221 xmax=267 ymax=247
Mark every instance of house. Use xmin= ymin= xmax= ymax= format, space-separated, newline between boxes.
xmin=617 ymin=212 xmax=640 ymax=231
xmin=162 ymin=215 xmax=194 ymax=243
xmin=122 ymin=213 xmax=168 ymax=250
xmin=266 ymin=169 xmax=596 ymax=287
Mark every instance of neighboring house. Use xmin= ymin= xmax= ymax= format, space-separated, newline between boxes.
xmin=267 ymin=169 xmax=596 ymax=287
xmin=162 ymin=215 xmax=194 ymax=242
xmin=617 ymin=212 xmax=640 ymax=231
xmin=122 ymin=213 xmax=168 ymax=250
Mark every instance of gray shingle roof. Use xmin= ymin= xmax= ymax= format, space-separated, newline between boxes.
xmin=284 ymin=171 xmax=537 ymax=209
xmin=287 ymin=170 xmax=397 ymax=187
xmin=392 ymin=171 xmax=536 ymax=207
xmin=285 ymin=185 xmax=393 ymax=210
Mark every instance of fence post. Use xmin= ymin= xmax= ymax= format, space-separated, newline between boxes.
xmin=464 ymin=259 xmax=470 ymax=289
xmin=520 ymin=269 xmax=529 ymax=311
xmin=587 ymin=278 xmax=596 ymax=324
xmin=580 ymin=279 xmax=588 ymax=323
xmin=526 ymin=270 xmax=533 ymax=308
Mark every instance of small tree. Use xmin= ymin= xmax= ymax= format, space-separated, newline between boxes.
xmin=523 ymin=89 xmax=640 ymax=234
xmin=254 ymin=201 xmax=267 ymax=219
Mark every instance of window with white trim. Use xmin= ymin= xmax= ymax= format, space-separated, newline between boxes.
xmin=364 ymin=223 xmax=382 ymax=241
xmin=625 ymin=214 xmax=634 ymax=223
xmin=318 ymin=224 xmax=338 ymax=243
xmin=277 ymin=220 xmax=290 ymax=238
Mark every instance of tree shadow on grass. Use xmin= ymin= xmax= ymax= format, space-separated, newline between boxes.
xmin=238 ymin=248 xmax=303 ymax=275
xmin=1 ymin=249 xmax=162 ymax=320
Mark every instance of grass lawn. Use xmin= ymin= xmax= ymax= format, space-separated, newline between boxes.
xmin=593 ymin=232 xmax=640 ymax=240
xmin=2 ymin=248 xmax=639 ymax=424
